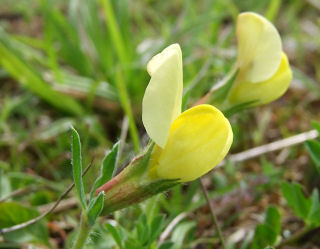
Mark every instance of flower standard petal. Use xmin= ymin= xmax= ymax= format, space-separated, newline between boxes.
xmin=151 ymin=104 xmax=233 ymax=182
xmin=236 ymin=12 xmax=282 ymax=83
xmin=229 ymin=53 xmax=292 ymax=106
xmin=142 ymin=44 xmax=183 ymax=148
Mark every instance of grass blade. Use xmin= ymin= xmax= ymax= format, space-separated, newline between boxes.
xmin=0 ymin=30 xmax=83 ymax=115
xmin=101 ymin=0 xmax=129 ymax=65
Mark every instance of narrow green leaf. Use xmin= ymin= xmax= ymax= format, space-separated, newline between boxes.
xmin=252 ymin=206 xmax=281 ymax=249
xmin=87 ymin=191 xmax=104 ymax=226
xmin=281 ymin=182 xmax=312 ymax=221
xmin=54 ymin=72 xmax=117 ymax=101
xmin=43 ymin=5 xmax=93 ymax=76
xmin=90 ymin=142 xmax=119 ymax=198
xmin=101 ymin=0 xmax=129 ymax=65
xmin=158 ymin=242 xmax=174 ymax=249
xmin=252 ymin=224 xmax=275 ymax=249
xmin=309 ymin=189 xmax=320 ymax=226
xmin=305 ymin=140 xmax=320 ymax=175
xmin=79 ymin=0 xmax=113 ymax=72
xmin=265 ymin=0 xmax=281 ymax=22
xmin=136 ymin=214 xmax=149 ymax=244
xmin=224 ymin=100 xmax=257 ymax=117
xmin=171 ymin=221 xmax=195 ymax=249
xmin=71 ymin=127 xmax=87 ymax=209
xmin=0 ymin=29 xmax=83 ymax=115
xmin=264 ymin=206 xmax=281 ymax=237
xmin=150 ymin=215 xmax=165 ymax=243
xmin=106 ymin=223 xmax=124 ymax=249
xmin=181 ymin=91 xmax=189 ymax=112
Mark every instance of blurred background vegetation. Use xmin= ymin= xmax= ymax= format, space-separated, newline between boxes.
xmin=0 ymin=0 xmax=320 ymax=248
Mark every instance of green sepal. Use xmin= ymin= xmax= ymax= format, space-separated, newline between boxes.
xmin=95 ymin=143 xmax=179 ymax=215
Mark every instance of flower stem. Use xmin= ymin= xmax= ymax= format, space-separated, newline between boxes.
xmin=199 ymin=178 xmax=227 ymax=249
xmin=71 ymin=212 xmax=91 ymax=249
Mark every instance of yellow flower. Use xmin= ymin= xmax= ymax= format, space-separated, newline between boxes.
xmin=143 ymin=44 xmax=233 ymax=182
xmin=228 ymin=12 xmax=292 ymax=106
xmin=229 ymin=53 xmax=292 ymax=105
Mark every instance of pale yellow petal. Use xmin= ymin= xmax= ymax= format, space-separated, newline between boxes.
xmin=151 ymin=104 xmax=233 ymax=182
xmin=142 ymin=44 xmax=183 ymax=148
xmin=229 ymin=53 xmax=292 ymax=106
xmin=236 ymin=12 xmax=282 ymax=83
xmin=147 ymin=44 xmax=182 ymax=76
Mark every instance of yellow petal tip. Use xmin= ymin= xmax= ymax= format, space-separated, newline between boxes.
xmin=147 ymin=43 xmax=182 ymax=76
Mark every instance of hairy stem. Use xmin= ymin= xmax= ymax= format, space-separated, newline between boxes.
xmin=71 ymin=213 xmax=91 ymax=249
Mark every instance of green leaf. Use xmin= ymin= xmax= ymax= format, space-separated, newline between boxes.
xmin=90 ymin=142 xmax=119 ymax=198
xmin=252 ymin=206 xmax=281 ymax=249
xmin=0 ymin=202 xmax=49 ymax=244
xmin=77 ymin=0 xmax=113 ymax=72
xmin=252 ymin=224 xmax=276 ymax=249
xmin=305 ymin=140 xmax=320 ymax=175
xmin=281 ymin=182 xmax=312 ymax=221
xmin=150 ymin=215 xmax=165 ymax=243
xmin=136 ymin=214 xmax=149 ymax=244
xmin=309 ymin=189 xmax=320 ymax=226
xmin=101 ymin=0 xmax=129 ymax=65
xmin=171 ymin=221 xmax=195 ymax=249
xmin=43 ymin=4 xmax=93 ymax=76
xmin=264 ymin=206 xmax=281 ymax=236
xmin=87 ymin=191 xmax=104 ymax=226
xmin=223 ymin=100 xmax=257 ymax=117
xmin=181 ymin=91 xmax=190 ymax=112
xmin=71 ymin=127 xmax=87 ymax=209
xmin=106 ymin=223 xmax=124 ymax=249
xmin=158 ymin=242 xmax=174 ymax=249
